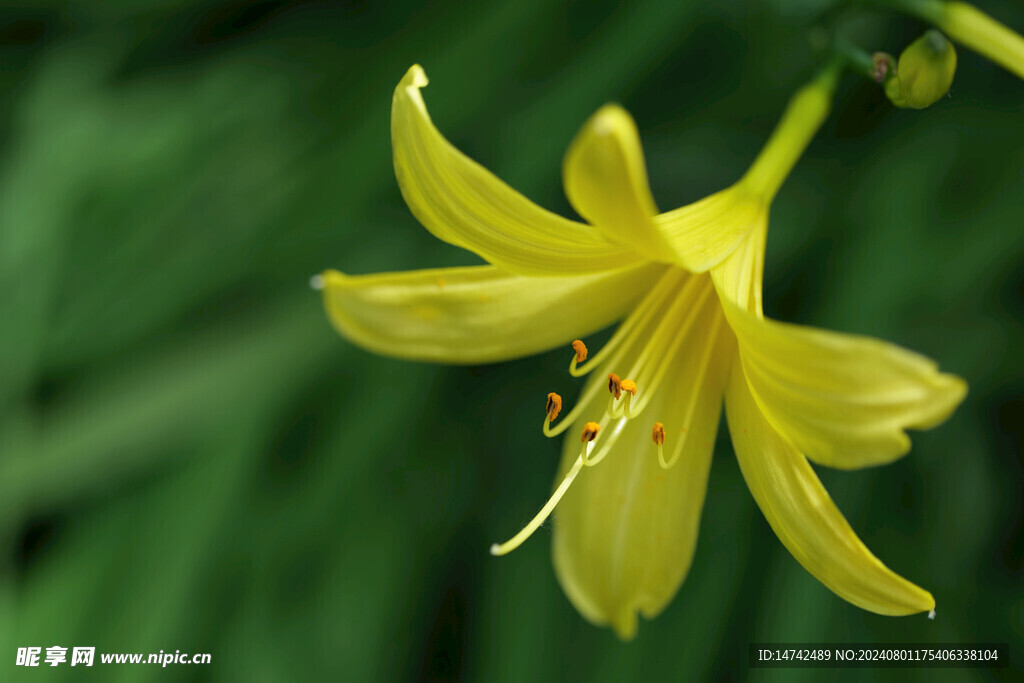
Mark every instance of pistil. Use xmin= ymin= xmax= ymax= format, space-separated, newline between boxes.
xmin=490 ymin=422 xmax=602 ymax=556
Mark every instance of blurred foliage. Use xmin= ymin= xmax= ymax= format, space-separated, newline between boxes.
xmin=0 ymin=0 xmax=1022 ymax=681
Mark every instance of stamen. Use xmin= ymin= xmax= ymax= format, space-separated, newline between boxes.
xmin=607 ymin=378 xmax=638 ymax=419
xmin=572 ymin=340 xmax=588 ymax=363
xmin=619 ymin=380 xmax=637 ymax=418
xmin=568 ymin=270 xmax=685 ymax=377
xmin=542 ymin=377 xmax=609 ymax=439
xmin=550 ymin=270 xmax=690 ymax=439
xmin=607 ymin=373 xmax=622 ymax=400
xmin=542 ymin=392 xmax=563 ymax=437
xmin=582 ymin=413 xmax=628 ymax=466
xmin=652 ymin=422 xmax=665 ymax=444
xmin=489 ymin=423 xmax=600 ymax=557
xmin=606 ymin=373 xmax=624 ymax=418
xmin=652 ymin=422 xmax=673 ymax=469
xmin=627 ymin=280 xmax=715 ymax=417
xmin=568 ymin=340 xmax=588 ymax=375
xmin=545 ymin=392 xmax=562 ymax=422
xmin=601 ymin=275 xmax=702 ymax=422
xmin=656 ymin=308 xmax=726 ymax=470
xmin=580 ymin=421 xmax=601 ymax=443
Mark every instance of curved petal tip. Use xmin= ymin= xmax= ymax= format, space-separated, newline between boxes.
xmin=401 ymin=63 xmax=428 ymax=88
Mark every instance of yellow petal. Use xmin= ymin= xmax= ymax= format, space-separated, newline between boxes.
xmin=725 ymin=362 xmax=936 ymax=616
xmin=721 ymin=294 xmax=967 ymax=469
xmin=552 ymin=287 xmax=731 ymax=639
xmin=320 ymin=263 xmax=664 ymax=364
xmin=707 ymin=219 xmax=767 ymax=314
xmin=562 ymin=105 xmax=675 ymax=261
xmin=652 ymin=187 xmax=768 ymax=273
xmin=391 ymin=65 xmax=643 ymax=276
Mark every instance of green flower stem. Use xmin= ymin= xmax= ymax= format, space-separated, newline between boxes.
xmin=859 ymin=0 xmax=944 ymax=22
xmin=740 ymin=59 xmax=841 ymax=201
xmin=833 ymin=36 xmax=879 ymax=79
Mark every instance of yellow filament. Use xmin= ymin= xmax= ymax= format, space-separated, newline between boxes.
xmin=623 ymin=277 xmax=713 ymax=417
xmin=631 ymin=289 xmax=711 ymax=416
xmin=620 ymin=380 xmax=636 ymax=417
xmin=606 ymin=390 xmax=634 ymax=419
xmin=657 ymin=440 xmax=672 ymax=469
xmin=543 ymin=376 xmax=610 ymax=438
xmin=583 ymin=414 xmax=628 ymax=467
xmin=621 ymin=275 xmax=702 ymax=390
xmin=658 ymin=309 xmax=724 ymax=470
xmin=542 ymin=392 xmax=564 ymax=436
xmin=568 ymin=340 xmax=589 ymax=374
xmin=545 ymin=276 xmax=681 ymax=439
xmin=490 ymin=435 xmax=597 ymax=556
xmin=547 ymin=270 xmax=692 ymax=440
xmin=652 ymin=421 xmax=669 ymax=468
xmin=569 ymin=270 xmax=684 ymax=377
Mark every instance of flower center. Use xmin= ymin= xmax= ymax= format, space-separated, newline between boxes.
xmin=491 ymin=268 xmax=721 ymax=556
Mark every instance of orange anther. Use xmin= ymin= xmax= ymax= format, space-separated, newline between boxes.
xmin=571 ymin=339 xmax=588 ymax=364
xmin=545 ymin=392 xmax=563 ymax=421
xmin=652 ymin=422 xmax=666 ymax=446
xmin=607 ymin=373 xmax=622 ymax=400
xmin=580 ymin=422 xmax=601 ymax=443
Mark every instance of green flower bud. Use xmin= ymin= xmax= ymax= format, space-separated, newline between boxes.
xmin=885 ymin=30 xmax=957 ymax=109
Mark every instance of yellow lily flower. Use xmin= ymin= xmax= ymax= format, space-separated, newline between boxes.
xmin=318 ymin=64 xmax=967 ymax=639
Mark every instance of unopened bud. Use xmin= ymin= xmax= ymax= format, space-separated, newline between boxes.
xmin=885 ymin=30 xmax=957 ymax=109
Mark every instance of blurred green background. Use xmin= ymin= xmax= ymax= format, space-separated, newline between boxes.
xmin=1 ymin=0 xmax=1021 ymax=680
